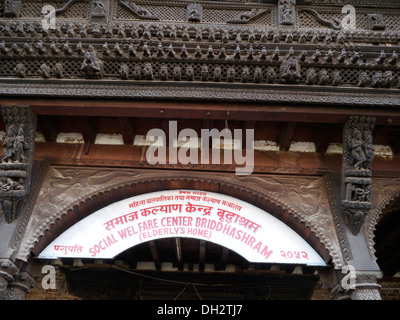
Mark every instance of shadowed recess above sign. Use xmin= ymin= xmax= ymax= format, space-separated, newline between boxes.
xmin=39 ymin=190 xmax=326 ymax=266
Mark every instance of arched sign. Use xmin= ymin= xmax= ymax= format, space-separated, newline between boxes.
xmin=39 ymin=190 xmax=326 ymax=266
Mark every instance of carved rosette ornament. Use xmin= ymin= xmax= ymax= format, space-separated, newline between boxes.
xmin=0 ymin=105 xmax=36 ymax=224
xmin=341 ymin=116 xmax=375 ymax=235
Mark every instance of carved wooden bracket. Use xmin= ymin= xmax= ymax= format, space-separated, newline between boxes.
xmin=341 ymin=116 xmax=375 ymax=235
xmin=0 ymin=105 xmax=36 ymax=224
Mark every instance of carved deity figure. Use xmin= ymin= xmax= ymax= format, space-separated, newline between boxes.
xmin=2 ymin=124 xmax=27 ymax=163
xmin=350 ymin=128 xmax=366 ymax=170
xmin=363 ymin=132 xmax=375 ymax=170
xmin=2 ymin=125 xmax=17 ymax=163
xmin=93 ymin=0 xmax=106 ymax=16
xmin=13 ymin=125 xmax=27 ymax=163
xmin=368 ymin=14 xmax=386 ymax=30
xmin=280 ymin=56 xmax=301 ymax=84
xmin=143 ymin=63 xmax=153 ymax=80
xmin=354 ymin=184 xmax=371 ymax=202
xmin=280 ymin=0 xmax=295 ymax=25
xmin=0 ymin=177 xmax=23 ymax=191
xmin=81 ymin=45 xmax=103 ymax=79
xmin=14 ymin=63 xmax=26 ymax=78
xmin=187 ymin=3 xmax=202 ymax=22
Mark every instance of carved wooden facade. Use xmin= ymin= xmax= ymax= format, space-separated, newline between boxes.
xmin=0 ymin=0 xmax=400 ymax=300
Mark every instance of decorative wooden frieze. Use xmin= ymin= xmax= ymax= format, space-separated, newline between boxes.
xmin=0 ymin=1 xmax=399 ymax=94
xmin=0 ymin=105 xmax=36 ymax=224
xmin=341 ymin=116 xmax=375 ymax=235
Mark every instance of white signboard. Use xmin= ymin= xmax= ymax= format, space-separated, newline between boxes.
xmin=39 ymin=190 xmax=326 ymax=266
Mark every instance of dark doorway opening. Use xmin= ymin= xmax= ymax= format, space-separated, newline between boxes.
xmin=59 ymin=237 xmax=321 ymax=300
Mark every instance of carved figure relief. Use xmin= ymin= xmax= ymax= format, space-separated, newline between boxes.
xmin=39 ymin=63 xmax=51 ymax=79
xmin=368 ymin=14 xmax=386 ymax=30
xmin=341 ymin=116 xmax=375 ymax=235
xmin=80 ymin=45 xmax=103 ymax=79
xmin=3 ymin=0 xmax=21 ymax=18
xmin=90 ymin=0 xmax=109 ymax=22
xmin=187 ymin=3 xmax=202 ymax=23
xmin=0 ymin=106 xmax=36 ymax=224
xmin=13 ymin=63 xmax=26 ymax=78
xmin=279 ymin=0 xmax=296 ymax=26
xmin=280 ymin=55 xmax=301 ymax=84
xmin=119 ymin=63 xmax=129 ymax=80
xmin=92 ymin=0 xmax=106 ymax=16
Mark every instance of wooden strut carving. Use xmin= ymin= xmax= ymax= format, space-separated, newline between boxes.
xmin=341 ymin=116 xmax=375 ymax=235
xmin=0 ymin=106 xmax=36 ymax=224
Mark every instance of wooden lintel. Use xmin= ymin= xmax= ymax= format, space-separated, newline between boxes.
xmin=29 ymin=142 xmax=400 ymax=177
